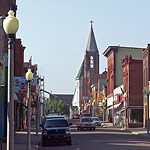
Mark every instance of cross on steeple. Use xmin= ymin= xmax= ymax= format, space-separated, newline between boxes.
xmin=90 ymin=20 xmax=93 ymax=27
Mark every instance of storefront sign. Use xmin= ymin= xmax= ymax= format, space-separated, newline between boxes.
xmin=14 ymin=77 xmax=37 ymax=93
xmin=107 ymin=96 xmax=113 ymax=107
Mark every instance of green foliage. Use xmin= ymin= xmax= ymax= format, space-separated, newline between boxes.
xmin=46 ymin=99 xmax=70 ymax=117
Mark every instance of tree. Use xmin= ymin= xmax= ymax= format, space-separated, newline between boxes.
xmin=46 ymin=99 xmax=70 ymax=117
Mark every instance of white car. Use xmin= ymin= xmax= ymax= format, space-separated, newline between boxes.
xmin=91 ymin=117 xmax=101 ymax=126
xmin=76 ymin=117 xmax=96 ymax=130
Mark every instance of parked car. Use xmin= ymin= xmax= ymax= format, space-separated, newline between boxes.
xmin=91 ymin=117 xmax=102 ymax=126
xmin=80 ymin=113 xmax=91 ymax=118
xmin=72 ymin=114 xmax=80 ymax=119
xmin=76 ymin=117 xmax=96 ymax=130
xmin=40 ymin=118 xmax=72 ymax=146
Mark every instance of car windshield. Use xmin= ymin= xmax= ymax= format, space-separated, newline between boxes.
xmin=81 ymin=118 xmax=92 ymax=122
xmin=92 ymin=118 xmax=100 ymax=121
xmin=45 ymin=120 xmax=68 ymax=128
xmin=46 ymin=116 xmax=64 ymax=119
xmin=81 ymin=114 xmax=91 ymax=117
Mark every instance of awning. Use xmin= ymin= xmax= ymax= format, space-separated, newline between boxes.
xmin=116 ymin=109 xmax=125 ymax=115
xmin=107 ymin=102 xmax=122 ymax=110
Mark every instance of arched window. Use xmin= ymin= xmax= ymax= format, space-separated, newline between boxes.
xmin=90 ymin=56 xmax=94 ymax=68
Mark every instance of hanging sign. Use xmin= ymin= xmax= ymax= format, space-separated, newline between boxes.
xmin=14 ymin=77 xmax=37 ymax=93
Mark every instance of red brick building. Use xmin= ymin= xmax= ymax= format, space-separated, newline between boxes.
xmin=121 ymin=55 xmax=143 ymax=128
xmin=0 ymin=0 xmax=17 ymax=16
xmin=103 ymin=46 xmax=143 ymax=126
xmin=14 ymin=39 xmax=26 ymax=130
xmin=143 ymin=44 xmax=150 ymax=128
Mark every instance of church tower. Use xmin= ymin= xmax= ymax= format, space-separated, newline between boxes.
xmin=83 ymin=21 xmax=100 ymax=98
xmin=84 ymin=21 xmax=99 ymax=77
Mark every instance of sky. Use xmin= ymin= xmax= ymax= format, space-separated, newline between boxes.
xmin=16 ymin=0 xmax=150 ymax=94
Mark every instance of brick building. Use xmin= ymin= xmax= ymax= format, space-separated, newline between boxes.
xmin=143 ymin=44 xmax=150 ymax=128
xmin=103 ymin=46 xmax=144 ymax=125
xmin=0 ymin=0 xmax=17 ymax=16
xmin=121 ymin=55 xmax=143 ymax=128
xmin=14 ymin=39 xmax=26 ymax=130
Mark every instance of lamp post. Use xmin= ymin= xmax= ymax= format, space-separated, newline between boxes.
xmin=3 ymin=10 xmax=19 ymax=150
xmin=123 ymin=93 xmax=127 ymax=129
xmin=102 ymin=99 xmax=105 ymax=126
xmin=112 ymin=99 xmax=115 ymax=127
xmin=26 ymin=69 xmax=33 ymax=150
xmin=146 ymin=89 xmax=149 ymax=135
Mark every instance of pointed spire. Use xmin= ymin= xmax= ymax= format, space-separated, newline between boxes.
xmin=86 ymin=20 xmax=98 ymax=51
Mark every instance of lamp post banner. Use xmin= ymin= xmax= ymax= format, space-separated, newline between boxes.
xmin=14 ymin=77 xmax=37 ymax=93
xmin=0 ymin=56 xmax=5 ymax=87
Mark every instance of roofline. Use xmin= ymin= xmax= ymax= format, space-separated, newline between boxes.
xmin=103 ymin=46 xmax=145 ymax=57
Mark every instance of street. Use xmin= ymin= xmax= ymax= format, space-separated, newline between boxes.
xmin=38 ymin=120 xmax=150 ymax=150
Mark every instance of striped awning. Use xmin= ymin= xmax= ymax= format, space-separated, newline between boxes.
xmin=107 ymin=102 xmax=122 ymax=110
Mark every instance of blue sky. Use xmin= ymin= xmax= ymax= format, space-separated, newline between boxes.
xmin=16 ymin=0 xmax=150 ymax=94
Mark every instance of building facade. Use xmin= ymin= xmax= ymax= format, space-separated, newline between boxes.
xmin=121 ymin=55 xmax=143 ymax=128
xmin=143 ymin=44 xmax=150 ymax=128
xmin=103 ymin=46 xmax=144 ymax=126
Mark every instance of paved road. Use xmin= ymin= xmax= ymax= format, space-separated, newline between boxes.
xmin=39 ymin=124 xmax=150 ymax=150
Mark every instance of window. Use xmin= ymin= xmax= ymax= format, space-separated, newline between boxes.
xmin=90 ymin=56 xmax=94 ymax=68
xmin=129 ymin=109 xmax=143 ymax=123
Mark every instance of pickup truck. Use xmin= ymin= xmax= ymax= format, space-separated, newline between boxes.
xmin=40 ymin=118 xmax=72 ymax=146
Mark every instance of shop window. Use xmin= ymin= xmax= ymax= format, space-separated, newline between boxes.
xmin=129 ymin=109 xmax=143 ymax=123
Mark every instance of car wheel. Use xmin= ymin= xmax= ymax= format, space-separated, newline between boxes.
xmin=67 ymin=138 xmax=72 ymax=145
xmin=42 ymin=136 xmax=48 ymax=147
xmin=42 ymin=139 xmax=46 ymax=147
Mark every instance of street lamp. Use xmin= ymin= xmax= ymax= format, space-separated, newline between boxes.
xmin=26 ymin=69 xmax=33 ymax=150
xmin=123 ymin=92 xmax=127 ymax=129
xmin=112 ymin=99 xmax=115 ymax=127
xmin=3 ymin=10 xmax=19 ymax=150
xmin=102 ymin=99 xmax=105 ymax=126
xmin=146 ymin=89 xmax=149 ymax=135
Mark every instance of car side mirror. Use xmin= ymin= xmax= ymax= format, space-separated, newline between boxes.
xmin=69 ymin=123 xmax=72 ymax=126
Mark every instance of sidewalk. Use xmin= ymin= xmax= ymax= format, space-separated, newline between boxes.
xmin=103 ymin=122 xmax=150 ymax=137
xmin=14 ymin=121 xmax=41 ymax=150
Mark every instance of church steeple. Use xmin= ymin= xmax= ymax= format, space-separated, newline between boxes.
xmin=84 ymin=21 xmax=99 ymax=77
xmin=86 ymin=20 xmax=98 ymax=51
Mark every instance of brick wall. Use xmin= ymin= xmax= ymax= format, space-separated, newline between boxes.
xmin=129 ymin=59 xmax=143 ymax=106
xmin=14 ymin=39 xmax=25 ymax=76
xmin=0 ymin=0 xmax=14 ymax=16
xmin=107 ymin=52 xmax=115 ymax=95
xmin=122 ymin=55 xmax=143 ymax=106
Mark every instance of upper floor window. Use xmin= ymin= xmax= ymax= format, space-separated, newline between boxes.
xmin=90 ymin=56 xmax=94 ymax=68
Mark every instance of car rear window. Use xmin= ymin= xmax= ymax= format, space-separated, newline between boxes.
xmin=45 ymin=119 xmax=69 ymax=128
